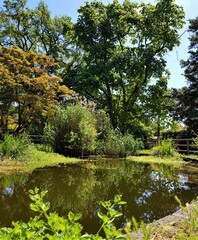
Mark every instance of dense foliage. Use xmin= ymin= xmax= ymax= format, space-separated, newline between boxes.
xmin=0 ymin=0 xmax=74 ymax=65
xmin=151 ymin=140 xmax=177 ymax=157
xmin=0 ymin=133 xmax=30 ymax=158
xmin=63 ymin=0 xmax=185 ymax=132
xmin=0 ymin=0 xmax=186 ymax=136
xmin=171 ymin=16 xmax=198 ymax=133
xmin=43 ymin=105 xmax=143 ymax=157
xmin=141 ymin=76 xmax=172 ymax=139
xmin=43 ymin=106 xmax=97 ymax=157
xmin=0 ymin=0 xmax=196 ymax=147
xmin=0 ymin=46 xmax=72 ymax=135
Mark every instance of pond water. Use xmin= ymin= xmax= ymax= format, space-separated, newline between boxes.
xmin=0 ymin=159 xmax=197 ymax=234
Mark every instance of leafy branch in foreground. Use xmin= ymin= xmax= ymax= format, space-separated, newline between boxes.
xmin=0 ymin=188 xmax=196 ymax=240
xmin=0 ymin=188 xmax=128 ymax=239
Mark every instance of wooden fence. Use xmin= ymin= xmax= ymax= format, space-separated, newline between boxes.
xmin=29 ymin=135 xmax=43 ymax=143
xmin=172 ymin=138 xmax=198 ymax=155
xmin=27 ymin=135 xmax=198 ymax=155
xmin=148 ymin=138 xmax=198 ymax=155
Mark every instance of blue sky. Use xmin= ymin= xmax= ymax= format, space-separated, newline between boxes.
xmin=1 ymin=0 xmax=197 ymax=89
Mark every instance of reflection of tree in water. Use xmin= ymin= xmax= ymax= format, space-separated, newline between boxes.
xmin=0 ymin=160 xmax=197 ymax=234
xmin=0 ymin=173 xmax=31 ymax=227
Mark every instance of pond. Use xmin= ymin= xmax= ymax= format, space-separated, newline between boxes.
xmin=0 ymin=159 xmax=197 ymax=234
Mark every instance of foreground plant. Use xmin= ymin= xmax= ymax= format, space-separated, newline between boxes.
xmin=0 ymin=188 xmax=196 ymax=240
xmin=175 ymin=196 xmax=198 ymax=239
xmin=0 ymin=188 xmax=128 ymax=239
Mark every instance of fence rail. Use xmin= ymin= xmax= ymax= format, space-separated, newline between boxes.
xmin=29 ymin=135 xmax=43 ymax=143
xmin=148 ymin=138 xmax=198 ymax=155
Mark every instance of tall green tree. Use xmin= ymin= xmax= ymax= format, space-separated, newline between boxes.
xmin=141 ymin=76 xmax=172 ymax=139
xmin=0 ymin=0 xmax=74 ymax=65
xmin=63 ymin=0 xmax=185 ymax=133
xmin=172 ymin=17 xmax=198 ymax=133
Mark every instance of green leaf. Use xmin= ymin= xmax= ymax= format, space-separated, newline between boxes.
xmin=118 ymin=201 xmax=127 ymax=205
xmin=68 ymin=211 xmax=74 ymax=221
xmin=114 ymin=195 xmax=121 ymax=203
xmin=97 ymin=212 xmax=109 ymax=223
xmin=74 ymin=213 xmax=82 ymax=221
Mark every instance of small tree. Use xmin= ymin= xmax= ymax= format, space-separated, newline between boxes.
xmin=0 ymin=46 xmax=72 ymax=135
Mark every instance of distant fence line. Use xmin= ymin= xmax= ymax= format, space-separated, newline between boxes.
xmin=148 ymin=138 xmax=198 ymax=155
xmin=29 ymin=135 xmax=43 ymax=143
xmin=29 ymin=135 xmax=198 ymax=155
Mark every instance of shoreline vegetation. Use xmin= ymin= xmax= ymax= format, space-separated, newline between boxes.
xmin=0 ymin=145 xmax=198 ymax=175
xmin=0 ymin=147 xmax=197 ymax=239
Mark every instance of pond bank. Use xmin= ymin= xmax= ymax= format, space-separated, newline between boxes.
xmin=0 ymin=154 xmax=197 ymax=239
xmin=1 ymin=152 xmax=197 ymax=176
xmin=130 ymin=199 xmax=198 ymax=239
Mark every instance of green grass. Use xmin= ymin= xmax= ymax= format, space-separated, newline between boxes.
xmin=27 ymin=146 xmax=80 ymax=170
xmin=182 ymin=154 xmax=198 ymax=161
xmin=127 ymin=155 xmax=184 ymax=166
xmin=0 ymin=145 xmax=80 ymax=175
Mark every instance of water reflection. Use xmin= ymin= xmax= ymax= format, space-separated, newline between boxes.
xmin=0 ymin=160 xmax=197 ymax=234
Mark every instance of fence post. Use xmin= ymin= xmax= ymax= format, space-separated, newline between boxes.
xmin=187 ymin=140 xmax=189 ymax=155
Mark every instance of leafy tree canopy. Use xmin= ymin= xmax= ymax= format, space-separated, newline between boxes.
xmin=0 ymin=0 xmax=74 ymax=65
xmin=63 ymin=0 xmax=185 ymax=132
xmin=141 ymin=76 xmax=173 ymax=138
xmin=0 ymin=46 xmax=72 ymax=134
xmin=172 ymin=16 xmax=198 ymax=133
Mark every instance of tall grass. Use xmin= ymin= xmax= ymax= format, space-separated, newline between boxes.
xmin=0 ymin=134 xmax=30 ymax=158
xmin=152 ymin=140 xmax=176 ymax=157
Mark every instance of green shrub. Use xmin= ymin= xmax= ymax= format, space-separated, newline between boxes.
xmin=104 ymin=129 xmax=125 ymax=156
xmin=122 ymin=134 xmax=143 ymax=156
xmin=44 ymin=106 xmax=97 ymax=157
xmin=94 ymin=128 xmax=144 ymax=157
xmin=0 ymin=134 xmax=30 ymax=158
xmin=152 ymin=140 xmax=176 ymax=157
xmin=95 ymin=110 xmax=112 ymax=140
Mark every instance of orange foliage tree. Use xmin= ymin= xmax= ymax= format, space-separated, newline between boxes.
xmin=0 ymin=46 xmax=72 ymax=135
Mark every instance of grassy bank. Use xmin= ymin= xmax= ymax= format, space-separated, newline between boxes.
xmin=127 ymin=155 xmax=185 ymax=166
xmin=0 ymin=145 xmax=80 ymax=175
xmin=0 ymin=145 xmax=192 ymax=176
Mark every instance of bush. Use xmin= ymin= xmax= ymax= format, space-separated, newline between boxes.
xmin=122 ymin=134 xmax=143 ymax=156
xmin=104 ymin=129 xmax=125 ymax=156
xmin=152 ymin=140 xmax=176 ymax=157
xmin=0 ymin=134 xmax=30 ymax=158
xmin=98 ymin=130 xmax=143 ymax=157
xmin=44 ymin=106 xmax=97 ymax=157
xmin=95 ymin=110 xmax=112 ymax=140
